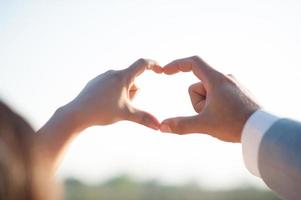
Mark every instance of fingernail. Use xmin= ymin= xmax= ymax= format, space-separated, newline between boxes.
xmin=150 ymin=123 xmax=160 ymax=130
xmin=160 ymin=124 xmax=171 ymax=133
xmin=145 ymin=117 xmax=160 ymax=130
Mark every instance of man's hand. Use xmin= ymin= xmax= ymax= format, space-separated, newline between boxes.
xmin=160 ymin=56 xmax=260 ymax=142
xmin=64 ymin=58 xmax=163 ymax=131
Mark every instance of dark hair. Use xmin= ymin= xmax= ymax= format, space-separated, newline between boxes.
xmin=0 ymin=101 xmax=56 ymax=200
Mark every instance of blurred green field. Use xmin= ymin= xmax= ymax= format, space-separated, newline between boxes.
xmin=64 ymin=175 xmax=281 ymax=200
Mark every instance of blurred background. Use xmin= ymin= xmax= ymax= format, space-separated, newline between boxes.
xmin=1 ymin=0 xmax=300 ymax=199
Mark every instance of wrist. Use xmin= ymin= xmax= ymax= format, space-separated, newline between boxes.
xmin=36 ymin=104 xmax=86 ymax=170
xmin=236 ymin=107 xmax=261 ymax=142
xmin=55 ymin=104 xmax=86 ymax=134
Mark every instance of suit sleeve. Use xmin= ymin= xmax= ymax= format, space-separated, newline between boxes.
xmin=242 ymin=110 xmax=301 ymax=200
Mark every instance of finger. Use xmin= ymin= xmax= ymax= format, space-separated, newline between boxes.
xmin=188 ymin=82 xmax=206 ymax=103
xmin=152 ymin=64 xmax=164 ymax=74
xmin=188 ymin=82 xmax=206 ymax=113
xmin=163 ymin=56 xmax=220 ymax=86
xmin=125 ymin=105 xmax=160 ymax=130
xmin=129 ymin=84 xmax=139 ymax=100
xmin=127 ymin=58 xmax=163 ymax=82
xmin=192 ymin=101 xmax=206 ymax=113
xmin=160 ymin=115 xmax=203 ymax=134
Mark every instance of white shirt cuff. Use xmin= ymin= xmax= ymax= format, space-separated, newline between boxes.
xmin=241 ymin=110 xmax=279 ymax=177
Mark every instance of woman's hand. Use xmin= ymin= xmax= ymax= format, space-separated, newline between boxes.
xmin=64 ymin=58 xmax=163 ymax=131
xmin=37 ymin=59 xmax=162 ymax=170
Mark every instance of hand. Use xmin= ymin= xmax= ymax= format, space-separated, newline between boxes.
xmin=63 ymin=58 xmax=163 ymax=131
xmin=38 ymin=59 xmax=163 ymax=169
xmin=160 ymin=56 xmax=261 ymax=142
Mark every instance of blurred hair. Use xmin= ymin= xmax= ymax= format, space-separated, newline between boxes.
xmin=0 ymin=101 xmax=56 ymax=200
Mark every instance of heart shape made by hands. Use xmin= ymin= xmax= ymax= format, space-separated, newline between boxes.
xmin=132 ymin=70 xmax=200 ymax=123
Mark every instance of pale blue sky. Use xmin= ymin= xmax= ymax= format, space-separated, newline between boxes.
xmin=1 ymin=0 xmax=301 ymax=190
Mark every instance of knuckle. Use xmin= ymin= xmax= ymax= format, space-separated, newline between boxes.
xmin=211 ymin=73 xmax=234 ymax=88
xmin=194 ymin=107 xmax=200 ymax=113
xmin=137 ymin=58 xmax=148 ymax=65
xmin=105 ymin=69 xmax=115 ymax=74
xmin=188 ymin=82 xmax=200 ymax=94
xmin=188 ymin=84 xmax=194 ymax=93
xmin=190 ymin=55 xmax=201 ymax=62
xmin=141 ymin=114 xmax=150 ymax=124
xmin=193 ymin=105 xmax=202 ymax=113
xmin=171 ymin=120 xmax=184 ymax=134
xmin=109 ymin=70 xmax=124 ymax=82
xmin=106 ymin=70 xmax=125 ymax=86
xmin=223 ymin=74 xmax=237 ymax=85
xmin=115 ymin=70 xmax=124 ymax=79
xmin=177 ymin=122 xmax=189 ymax=134
xmin=168 ymin=121 xmax=178 ymax=133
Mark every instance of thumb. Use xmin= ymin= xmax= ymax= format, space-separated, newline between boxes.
xmin=126 ymin=106 xmax=160 ymax=130
xmin=160 ymin=115 xmax=205 ymax=134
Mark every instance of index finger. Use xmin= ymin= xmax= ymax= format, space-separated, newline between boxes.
xmin=163 ymin=56 xmax=219 ymax=85
xmin=127 ymin=58 xmax=163 ymax=81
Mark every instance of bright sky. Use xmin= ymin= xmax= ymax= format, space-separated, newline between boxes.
xmin=1 ymin=0 xmax=301 ymax=190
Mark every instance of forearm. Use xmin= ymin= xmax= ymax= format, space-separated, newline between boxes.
xmin=258 ymin=118 xmax=301 ymax=200
xmin=241 ymin=111 xmax=301 ymax=199
xmin=36 ymin=105 xmax=83 ymax=171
